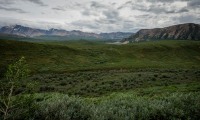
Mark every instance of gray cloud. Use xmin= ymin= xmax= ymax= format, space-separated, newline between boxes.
xmin=122 ymin=21 xmax=141 ymax=32
xmin=24 ymin=0 xmax=47 ymax=6
xmin=117 ymin=1 xmax=131 ymax=10
xmin=103 ymin=10 xmax=119 ymax=19
xmin=0 ymin=0 xmax=16 ymax=5
xmin=187 ymin=0 xmax=200 ymax=7
xmin=82 ymin=1 xmax=121 ymax=19
xmin=0 ymin=0 xmax=199 ymax=33
xmin=95 ymin=19 xmax=119 ymax=25
xmin=173 ymin=14 xmax=199 ymax=23
xmin=149 ymin=4 xmax=189 ymax=14
xmin=177 ymin=8 xmax=189 ymax=13
xmin=52 ymin=6 xmax=66 ymax=11
xmin=148 ymin=5 xmax=189 ymax=14
xmin=72 ymin=20 xmax=99 ymax=29
xmin=0 ymin=6 xmax=27 ymax=13
xmin=148 ymin=0 xmax=189 ymax=2
xmin=82 ymin=10 xmax=91 ymax=16
xmin=90 ymin=1 xmax=107 ymax=9
xmin=118 ymin=0 xmax=190 ymax=14
xmin=82 ymin=9 xmax=98 ymax=16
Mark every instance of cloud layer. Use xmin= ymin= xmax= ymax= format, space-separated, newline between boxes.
xmin=0 ymin=0 xmax=199 ymax=33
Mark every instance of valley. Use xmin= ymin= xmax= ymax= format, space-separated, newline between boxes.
xmin=0 ymin=25 xmax=200 ymax=120
xmin=1 ymin=0 xmax=200 ymax=119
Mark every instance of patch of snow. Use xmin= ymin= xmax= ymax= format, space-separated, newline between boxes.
xmin=106 ymin=41 xmax=129 ymax=45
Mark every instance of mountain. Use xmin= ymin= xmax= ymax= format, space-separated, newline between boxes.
xmin=0 ymin=25 xmax=100 ymax=39
xmin=123 ymin=23 xmax=200 ymax=42
xmin=0 ymin=25 xmax=46 ymax=37
xmin=0 ymin=25 xmax=132 ymax=40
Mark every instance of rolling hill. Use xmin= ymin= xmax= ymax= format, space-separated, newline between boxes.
xmin=0 ymin=39 xmax=200 ymax=120
xmin=0 ymin=39 xmax=200 ymax=76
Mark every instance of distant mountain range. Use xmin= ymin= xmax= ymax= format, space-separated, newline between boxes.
xmin=1 ymin=23 xmax=199 ymax=42
xmin=123 ymin=23 xmax=200 ymax=42
xmin=0 ymin=25 xmax=132 ymax=40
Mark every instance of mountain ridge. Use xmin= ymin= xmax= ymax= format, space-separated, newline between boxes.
xmin=0 ymin=25 xmax=132 ymax=40
xmin=122 ymin=23 xmax=200 ymax=42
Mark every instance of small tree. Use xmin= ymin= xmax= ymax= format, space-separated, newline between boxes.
xmin=0 ymin=57 xmax=35 ymax=120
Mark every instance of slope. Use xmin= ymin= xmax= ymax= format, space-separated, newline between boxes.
xmin=0 ymin=39 xmax=200 ymax=76
xmin=123 ymin=23 xmax=200 ymax=42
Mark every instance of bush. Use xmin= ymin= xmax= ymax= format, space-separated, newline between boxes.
xmin=35 ymin=94 xmax=93 ymax=120
xmin=40 ymin=86 xmax=55 ymax=92
xmin=30 ymin=92 xmax=200 ymax=120
xmin=0 ymin=57 xmax=37 ymax=120
xmin=91 ymin=92 xmax=200 ymax=120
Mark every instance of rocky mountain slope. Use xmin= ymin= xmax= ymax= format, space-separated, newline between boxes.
xmin=123 ymin=23 xmax=200 ymax=42
xmin=0 ymin=25 xmax=132 ymax=40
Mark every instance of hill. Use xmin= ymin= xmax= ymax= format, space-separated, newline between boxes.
xmin=123 ymin=23 xmax=200 ymax=42
xmin=0 ymin=39 xmax=200 ymax=119
xmin=0 ymin=39 xmax=200 ymax=76
xmin=0 ymin=39 xmax=200 ymax=96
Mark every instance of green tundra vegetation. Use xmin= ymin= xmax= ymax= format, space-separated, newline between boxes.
xmin=0 ymin=39 xmax=200 ymax=120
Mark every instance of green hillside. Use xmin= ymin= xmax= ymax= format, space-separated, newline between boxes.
xmin=1 ymin=39 xmax=200 ymax=96
xmin=0 ymin=39 xmax=200 ymax=119
xmin=0 ymin=40 xmax=200 ymax=76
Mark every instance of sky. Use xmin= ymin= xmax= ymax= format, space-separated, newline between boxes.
xmin=0 ymin=0 xmax=199 ymax=33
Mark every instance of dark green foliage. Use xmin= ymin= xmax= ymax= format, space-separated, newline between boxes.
xmin=35 ymin=94 xmax=92 ymax=120
xmin=30 ymin=92 xmax=200 ymax=120
xmin=91 ymin=92 xmax=200 ymax=120
xmin=26 ymin=69 xmax=200 ymax=96
xmin=0 ymin=57 xmax=37 ymax=120
xmin=0 ymin=40 xmax=200 ymax=75
xmin=0 ymin=40 xmax=200 ymax=119
xmin=39 ymin=86 xmax=55 ymax=92
xmin=6 ymin=94 xmax=37 ymax=120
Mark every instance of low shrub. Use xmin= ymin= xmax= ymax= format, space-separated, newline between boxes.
xmin=35 ymin=94 xmax=93 ymax=120
xmin=28 ymin=92 xmax=200 ymax=120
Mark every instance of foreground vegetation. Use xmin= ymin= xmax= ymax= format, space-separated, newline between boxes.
xmin=1 ymin=91 xmax=200 ymax=120
xmin=0 ymin=39 xmax=200 ymax=119
xmin=34 ymin=92 xmax=200 ymax=120
xmin=27 ymin=68 xmax=200 ymax=96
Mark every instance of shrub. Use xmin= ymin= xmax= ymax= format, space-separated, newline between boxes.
xmin=40 ymin=86 xmax=55 ymax=92
xmin=91 ymin=92 xmax=200 ymax=120
xmin=154 ymin=74 xmax=158 ymax=77
xmin=35 ymin=94 xmax=93 ymax=120
xmin=0 ymin=57 xmax=36 ymax=120
xmin=60 ymin=82 xmax=67 ymax=86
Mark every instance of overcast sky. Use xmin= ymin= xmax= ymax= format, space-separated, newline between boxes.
xmin=0 ymin=0 xmax=199 ymax=33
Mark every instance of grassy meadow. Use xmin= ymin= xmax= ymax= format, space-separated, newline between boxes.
xmin=1 ymin=40 xmax=200 ymax=74
xmin=0 ymin=39 xmax=200 ymax=119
